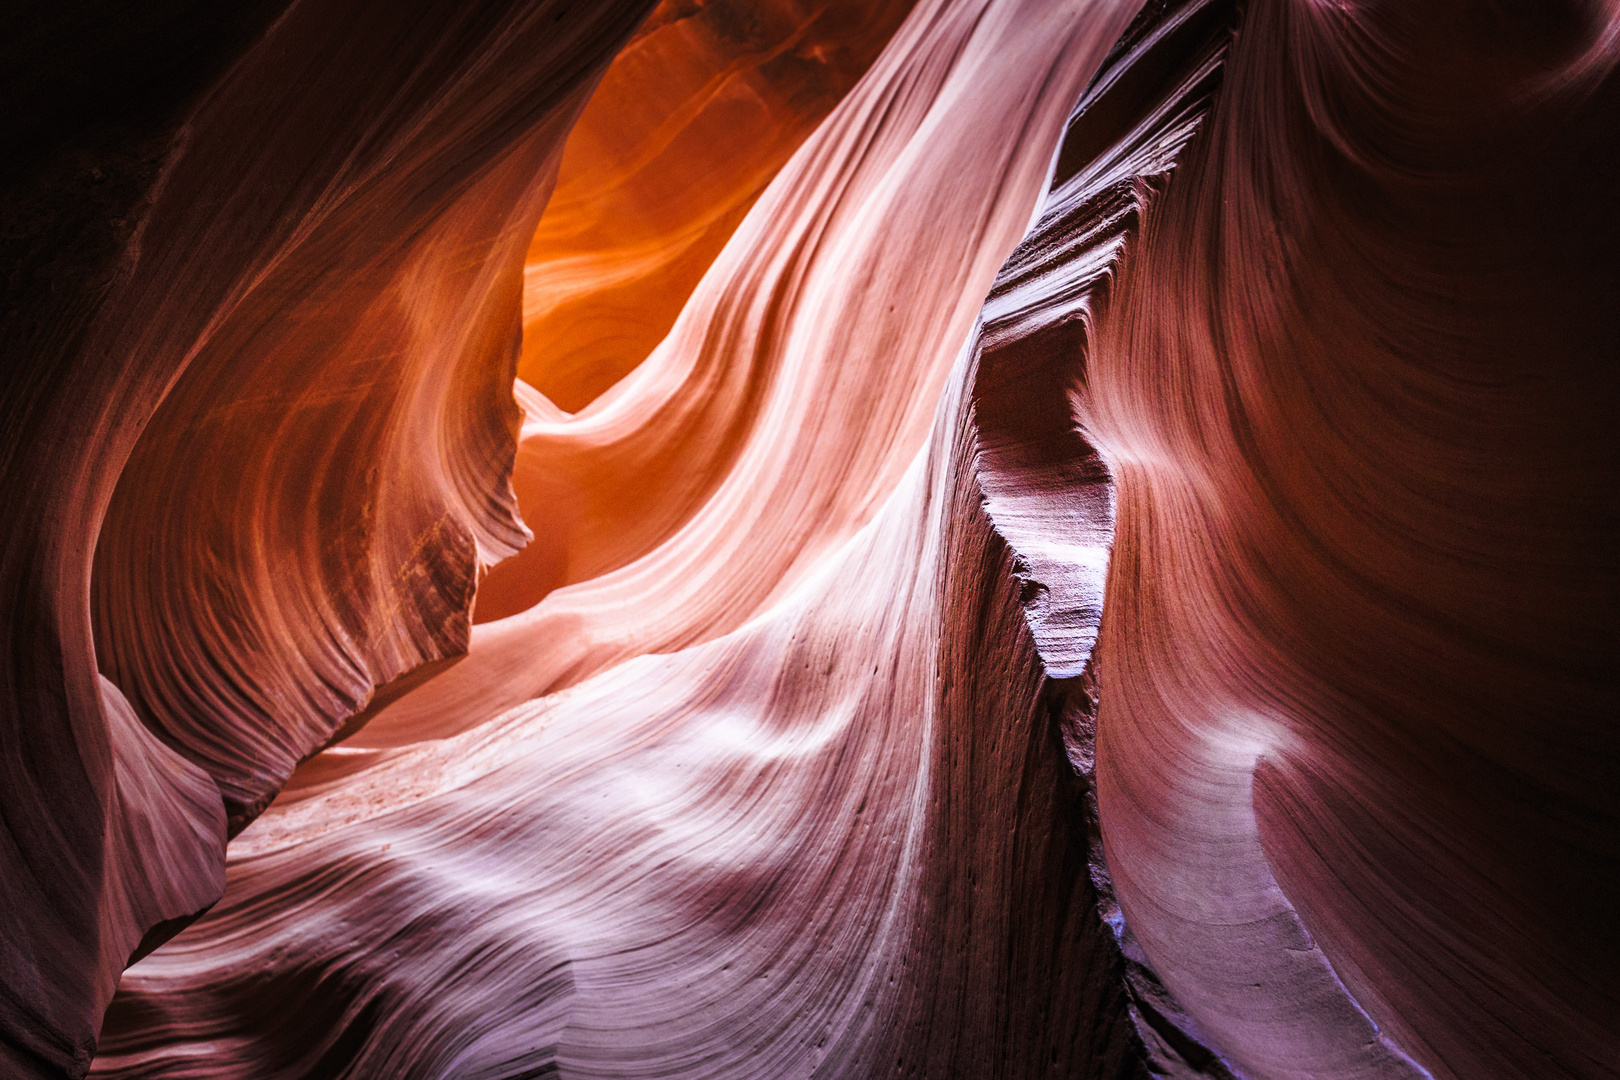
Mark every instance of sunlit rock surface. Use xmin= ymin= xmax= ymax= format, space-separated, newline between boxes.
xmin=515 ymin=0 xmax=917 ymax=415
xmin=94 ymin=1 xmax=1155 ymax=1075
xmin=0 ymin=0 xmax=1615 ymax=1078
xmin=479 ymin=0 xmax=918 ymax=621
xmin=355 ymin=0 xmax=1137 ymax=752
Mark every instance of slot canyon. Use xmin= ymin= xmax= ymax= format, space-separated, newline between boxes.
xmin=0 ymin=0 xmax=1615 ymax=1077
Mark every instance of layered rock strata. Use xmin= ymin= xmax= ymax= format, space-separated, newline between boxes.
xmin=0 ymin=0 xmax=1613 ymax=1078
xmin=1 ymin=2 xmax=657 ymax=1075
xmin=513 ymin=0 xmax=918 ymax=417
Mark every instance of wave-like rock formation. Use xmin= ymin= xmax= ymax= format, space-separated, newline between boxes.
xmin=478 ymin=0 xmax=917 ymax=621
xmin=337 ymin=0 xmax=1137 ymax=758
xmin=513 ymin=0 xmax=916 ymax=416
xmin=2 ymin=2 xmax=657 ymax=1074
xmin=1 ymin=0 xmax=1615 ymax=1078
xmin=1084 ymin=5 xmax=1620 ymax=1077
xmin=92 ymin=4 xmax=1155 ymax=1076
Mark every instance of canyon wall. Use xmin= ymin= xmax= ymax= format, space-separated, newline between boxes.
xmin=0 ymin=0 xmax=1614 ymax=1078
xmin=1 ymin=2 xmax=657 ymax=1074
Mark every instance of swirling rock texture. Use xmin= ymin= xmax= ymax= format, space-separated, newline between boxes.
xmin=1 ymin=1 xmax=657 ymax=1074
xmin=514 ymin=0 xmax=917 ymax=415
xmin=1077 ymin=2 xmax=1620 ymax=1077
xmin=0 ymin=1 xmax=1615 ymax=1080
xmin=477 ymin=0 xmax=918 ymax=622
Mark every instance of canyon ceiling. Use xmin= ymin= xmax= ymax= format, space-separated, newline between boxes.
xmin=0 ymin=0 xmax=1616 ymax=1078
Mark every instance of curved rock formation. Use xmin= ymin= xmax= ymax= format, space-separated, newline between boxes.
xmin=1 ymin=0 xmax=1615 ymax=1078
xmin=1079 ymin=4 xmax=1620 ymax=1077
xmin=90 ymin=4 xmax=1156 ymax=1076
xmin=971 ymin=4 xmax=1620 ymax=1077
xmin=478 ymin=0 xmax=917 ymax=621
xmin=330 ymin=0 xmax=1138 ymax=763
xmin=514 ymin=0 xmax=917 ymax=415
xmin=2 ymin=1 xmax=654 ymax=1075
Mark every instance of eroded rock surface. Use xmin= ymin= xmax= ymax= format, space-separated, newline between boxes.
xmin=0 ymin=1 xmax=1614 ymax=1078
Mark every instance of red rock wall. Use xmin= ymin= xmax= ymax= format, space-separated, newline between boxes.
xmin=0 ymin=0 xmax=1614 ymax=1078
xmin=515 ymin=0 xmax=918 ymax=415
xmin=0 ymin=2 xmax=654 ymax=1075
xmin=1082 ymin=4 xmax=1620 ymax=1077
xmin=476 ymin=0 xmax=919 ymax=622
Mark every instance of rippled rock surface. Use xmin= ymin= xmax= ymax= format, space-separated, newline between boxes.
xmin=1 ymin=1 xmax=1614 ymax=1078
